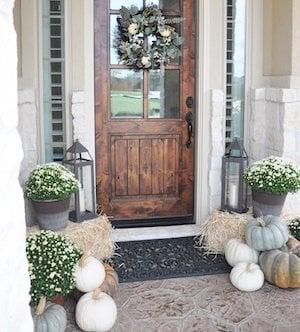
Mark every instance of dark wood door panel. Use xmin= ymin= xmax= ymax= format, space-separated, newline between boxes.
xmin=110 ymin=134 xmax=181 ymax=199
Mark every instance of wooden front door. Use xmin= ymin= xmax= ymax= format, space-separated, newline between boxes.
xmin=94 ymin=0 xmax=195 ymax=225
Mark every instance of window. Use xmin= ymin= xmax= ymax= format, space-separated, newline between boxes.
xmin=43 ymin=0 xmax=66 ymax=162
xmin=226 ymin=0 xmax=246 ymax=145
xmin=109 ymin=0 xmax=182 ymax=120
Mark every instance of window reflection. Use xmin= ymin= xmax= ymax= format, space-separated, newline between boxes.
xmin=148 ymin=70 xmax=180 ymax=119
xmin=111 ymin=69 xmax=143 ymax=118
xmin=146 ymin=0 xmax=181 ymax=12
xmin=110 ymin=15 xmax=119 ymax=65
xmin=110 ymin=0 xmax=142 ymax=9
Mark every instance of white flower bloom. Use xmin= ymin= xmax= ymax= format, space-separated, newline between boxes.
xmin=128 ymin=23 xmax=139 ymax=35
xmin=160 ymin=28 xmax=171 ymax=37
xmin=141 ymin=56 xmax=150 ymax=65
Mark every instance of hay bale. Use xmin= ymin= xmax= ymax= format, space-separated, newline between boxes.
xmin=195 ymin=210 xmax=253 ymax=255
xmin=27 ymin=216 xmax=115 ymax=260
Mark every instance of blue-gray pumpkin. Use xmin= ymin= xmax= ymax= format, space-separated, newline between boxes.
xmin=31 ymin=296 xmax=67 ymax=332
xmin=245 ymin=215 xmax=289 ymax=251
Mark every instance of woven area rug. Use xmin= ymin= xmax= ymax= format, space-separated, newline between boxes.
xmin=111 ymin=236 xmax=230 ymax=283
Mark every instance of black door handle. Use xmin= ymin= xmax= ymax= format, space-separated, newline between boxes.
xmin=185 ymin=111 xmax=193 ymax=148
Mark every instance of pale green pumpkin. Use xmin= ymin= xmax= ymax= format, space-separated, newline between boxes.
xmin=245 ymin=215 xmax=289 ymax=251
xmin=31 ymin=296 xmax=67 ymax=332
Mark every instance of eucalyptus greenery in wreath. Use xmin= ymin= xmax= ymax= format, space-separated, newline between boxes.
xmin=26 ymin=230 xmax=82 ymax=304
xmin=114 ymin=5 xmax=184 ymax=69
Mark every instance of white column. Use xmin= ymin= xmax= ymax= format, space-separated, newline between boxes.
xmin=0 ymin=1 xmax=33 ymax=331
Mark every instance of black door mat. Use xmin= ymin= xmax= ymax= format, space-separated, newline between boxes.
xmin=110 ymin=236 xmax=231 ymax=283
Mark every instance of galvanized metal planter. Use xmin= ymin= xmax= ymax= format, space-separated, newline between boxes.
xmin=31 ymin=197 xmax=70 ymax=231
xmin=252 ymin=189 xmax=287 ymax=217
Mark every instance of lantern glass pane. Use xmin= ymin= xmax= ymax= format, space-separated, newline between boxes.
xmin=225 ymin=161 xmax=240 ymax=209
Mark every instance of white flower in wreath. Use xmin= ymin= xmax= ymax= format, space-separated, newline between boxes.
xmin=128 ymin=23 xmax=139 ymax=35
xmin=141 ymin=56 xmax=150 ymax=66
xmin=160 ymin=28 xmax=171 ymax=38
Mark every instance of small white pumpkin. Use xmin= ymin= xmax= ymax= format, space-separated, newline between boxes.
xmin=75 ymin=288 xmax=117 ymax=332
xmin=230 ymin=262 xmax=264 ymax=292
xmin=75 ymin=253 xmax=106 ymax=293
xmin=225 ymin=238 xmax=259 ymax=267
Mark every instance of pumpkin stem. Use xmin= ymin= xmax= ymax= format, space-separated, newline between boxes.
xmin=92 ymin=288 xmax=102 ymax=300
xmin=35 ymin=296 xmax=46 ymax=316
xmin=79 ymin=252 xmax=91 ymax=267
xmin=257 ymin=217 xmax=266 ymax=227
xmin=246 ymin=262 xmax=252 ymax=272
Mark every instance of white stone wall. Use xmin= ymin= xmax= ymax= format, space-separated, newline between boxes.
xmin=0 ymin=0 xmax=33 ymax=330
xmin=208 ymin=90 xmax=225 ymax=212
xmin=72 ymin=91 xmax=88 ymax=147
xmin=251 ymin=87 xmax=300 ymax=217
xmin=18 ymin=89 xmax=38 ymax=185
xmin=17 ymin=89 xmax=38 ymax=226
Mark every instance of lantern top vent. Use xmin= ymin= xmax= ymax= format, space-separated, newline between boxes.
xmin=225 ymin=137 xmax=248 ymax=158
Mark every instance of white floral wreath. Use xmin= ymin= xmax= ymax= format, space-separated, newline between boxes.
xmin=115 ymin=5 xmax=184 ymax=70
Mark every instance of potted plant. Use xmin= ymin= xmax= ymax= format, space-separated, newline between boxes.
xmin=24 ymin=163 xmax=80 ymax=230
xmin=289 ymin=218 xmax=300 ymax=240
xmin=244 ymin=155 xmax=300 ymax=217
xmin=26 ymin=230 xmax=82 ymax=305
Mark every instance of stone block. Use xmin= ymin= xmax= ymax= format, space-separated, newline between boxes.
xmin=73 ymin=118 xmax=87 ymax=133
xmin=250 ymin=143 xmax=265 ymax=161
xmin=209 ymin=195 xmax=222 ymax=212
xmin=211 ymin=121 xmax=223 ymax=140
xmin=283 ymin=131 xmax=296 ymax=153
xmin=250 ymin=101 xmax=266 ymax=122
xmin=72 ymin=103 xmax=86 ymax=117
xmin=280 ymin=88 xmax=300 ymax=103
xmin=282 ymin=192 xmax=300 ymax=217
xmin=211 ymin=103 xmax=224 ymax=117
xmin=283 ymin=103 xmax=300 ymax=128
xmin=211 ymin=89 xmax=224 ymax=103
xmin=211 ymin=141 xmax=224 ymax=156
xmin=72 ymin=91 xmax=85 ymax=103
xmin=210 ymin=156 xmax=222 ymax=170
xmin=209 ymin=170 xmax=222 ymax=193
xmin=251 ymin=88 xmax=266 ymax=101
xmin=18 ymin=89 xmax=35 ymax=104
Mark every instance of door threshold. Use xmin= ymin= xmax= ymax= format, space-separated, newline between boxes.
xmin=112 ymin=224 xmax=201 ymax=242
xmin=110 ymin=215 xmax=194 ymax=228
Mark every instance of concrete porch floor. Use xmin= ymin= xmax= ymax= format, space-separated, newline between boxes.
xmin=66 ymin=273 xmax=300 ymax=332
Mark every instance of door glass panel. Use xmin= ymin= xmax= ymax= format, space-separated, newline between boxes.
xmin=148 ymin=69 xmax=180 ymax=119
xmin=110 ymin=15 xmax=119 ymax=65
xmin=110 ymin=0 xmax=142 ymax=10
xmin=111 ymin=69 xmax=143 ymax=118
xmin=148 ymin=0 xmax=181 ymax=12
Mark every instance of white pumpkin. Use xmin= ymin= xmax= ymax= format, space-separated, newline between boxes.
xmin=75 ymin=289 xmax=117 ymax=332
xmin=225 ymin=238 xmax=259 ymax=267
xmin=230 ymin=262 xmax=264 ymax=292
xmin=75 ymin=254 xmax=106 ymax=292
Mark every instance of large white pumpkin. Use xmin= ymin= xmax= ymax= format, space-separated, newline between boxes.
xmin=75 ymin=254 xmax=106 ymax=293
xmin=75 ymin=289 xmax=117 ymax=332
xmin=225 ymin=238 xmax=259 ymax=267
xmin=230 ymin=262 xmax=264 ymax=292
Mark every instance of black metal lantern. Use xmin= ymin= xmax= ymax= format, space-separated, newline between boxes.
xmin=63 ymin=139 xmax=98 ymax=222
xmin=221 ymin=138 xmax=248 ymax=213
